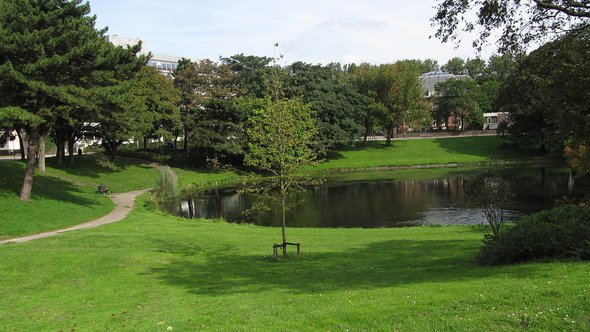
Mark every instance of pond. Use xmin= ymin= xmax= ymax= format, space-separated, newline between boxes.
xmin=180 ymin=165 xmax=590 ymax=228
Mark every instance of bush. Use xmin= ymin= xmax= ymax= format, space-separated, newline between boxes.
xmin=151 ymin=166 xmax=180 ymax=214
xmin=477 ymin=205 xmax=590 ymax=265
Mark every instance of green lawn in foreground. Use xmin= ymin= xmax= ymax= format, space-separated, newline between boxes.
xmin=313 ymin=136 xmax=528 ymax=171
xmin=0 ymin=199 xmax=588 ymax=331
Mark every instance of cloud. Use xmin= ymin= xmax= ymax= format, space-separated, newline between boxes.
xmin=89 ymin=0 xmax=491 ymax=64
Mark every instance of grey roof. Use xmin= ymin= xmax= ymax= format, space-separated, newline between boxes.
xmin=419 ymin=72 xmax=470 ymax=96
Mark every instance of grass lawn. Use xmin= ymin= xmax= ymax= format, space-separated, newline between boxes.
xmin=0 ymin=155 xmax=159 ymax=239
xmin=313 ymin=136 xmax=530 ymax=172
xmin=0 ymin=161 xmax=114 ymax=240
xmin=0 ymin=199 xmax=588 ymax=331
xmin=43 ymin=154 xmax=160 ymax=193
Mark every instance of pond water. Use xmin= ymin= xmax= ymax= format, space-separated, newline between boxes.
xmin=180 ymin=166 xmax=590 ymax=228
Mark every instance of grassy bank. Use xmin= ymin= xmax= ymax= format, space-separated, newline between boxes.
xmin=314 ymin=136 xmax=530 ymax=172
xmin=0 ymin=200 xmax=588 ymax=331
xmin=0 ymin=155 xmax=159 ymax=239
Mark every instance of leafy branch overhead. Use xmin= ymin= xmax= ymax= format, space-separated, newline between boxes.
xmin=432 ymin=0 xmax=590 ymax=53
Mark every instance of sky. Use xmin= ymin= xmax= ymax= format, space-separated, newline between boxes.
xmin=88 ymin=0 xmax=495 ymax=66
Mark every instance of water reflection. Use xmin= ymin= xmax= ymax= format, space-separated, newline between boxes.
xmin=180 ymin=166 xmax=590 ymax=228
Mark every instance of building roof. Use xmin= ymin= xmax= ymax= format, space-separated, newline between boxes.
xmin=419 ymin=71 xmax=470 ymax=96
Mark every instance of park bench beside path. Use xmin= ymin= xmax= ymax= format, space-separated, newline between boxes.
xmin=0 ymin=188 xmax=151 ymax=245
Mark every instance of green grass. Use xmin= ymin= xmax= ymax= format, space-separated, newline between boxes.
xmin=0 ymin=155 xmax=159 ymax=239
xmin=172 ymin=167 xmax=245 ymax=188
xmin=313 ymin=136 xmax=529 ymax=171
xmin=43 ymin=154 xmax=160 ymax=193
xmin=0 ymin=161 xmax=114 ymax=240
xmin=0 ymin=200 xmax=588 ymax=331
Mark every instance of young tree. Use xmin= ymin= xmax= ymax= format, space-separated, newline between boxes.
xmin=243 ymin=97 xmax=319 ymax=256
xmin=465 ymin=173 xmax=513 ymax=236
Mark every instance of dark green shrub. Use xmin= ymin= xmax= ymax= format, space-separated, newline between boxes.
xmin=477 ymin=205 xmax=590 ymax=265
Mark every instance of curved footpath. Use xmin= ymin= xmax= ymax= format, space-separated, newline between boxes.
xmin=0 ymin=188 xmax=151 ymax=245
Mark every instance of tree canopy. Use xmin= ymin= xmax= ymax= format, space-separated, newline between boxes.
xmin=432 ymin=0 xmax=590 ymax=53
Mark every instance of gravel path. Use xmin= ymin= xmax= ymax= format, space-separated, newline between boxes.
xmin=0 ymin=188 xmax=151 ymax=245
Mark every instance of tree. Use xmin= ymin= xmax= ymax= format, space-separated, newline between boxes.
xmin=432 ymin=0 xmax=590 ymax=53
xmin=220 ymin=54 xmax=273 ymax=98
xmin=284 ymin=62 xmax=364 ymax=151
xmin=497 ymin=31 xmax=590 ymax=153
xmin=375 ymin=61 xmax=424 ymax=144
xmin=465 ymin=173 xmax=513 ymax=236
xmin=243 ymin=97 xmax=319 ymax=256
xmin=130 ymin=66 xmax=180 ymax=151
xmin=173 ymin=59 xmax=243 ymax=166
xmin=442 ymin=57 xmax=466 ymax=75
xmin=435 ymin=78 xmax=482 ymax=131
xmin=465 ymin=57 xmax=487 ymax=81
xmin=0 ymin=0 xmax=112 ymax=201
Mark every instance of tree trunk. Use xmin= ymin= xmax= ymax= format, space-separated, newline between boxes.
xmin=364 ymin=116 xmax=370 ymax=143
xmin=187 ymin=198 xmax=194 ymax=219
xmin=385 ymin=124 xmax=394 ymax=146
xmin=184 ymin=129 xmax=190 ymax=162
xmin=173 ymin=128 xmax=179 ymax=148
xmin=17 ymin=129 xmax=26 ymax=160
xmin=38 ymin=137 xmax=46 ymax=172
xmin=143 ymin=136 xmax=148 ymax=151
xmin=20 ymin=127 xmax=40 ymax=201
xmin=281 ymin=184 xmax=287 ymax=257
xmin=67 ymin=139 xmax=76 ymax=165
xmin=56 ymin=139 xmax=65 ymax=165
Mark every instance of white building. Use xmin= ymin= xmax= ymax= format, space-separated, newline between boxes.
xmin=105 ymin=35 xmax=184 ymax=77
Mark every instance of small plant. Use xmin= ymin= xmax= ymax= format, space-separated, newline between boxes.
xmin=465 ymin=172 xmax=513 ymax=236
xmin=152 ymin=166 xmax=180 ymax=214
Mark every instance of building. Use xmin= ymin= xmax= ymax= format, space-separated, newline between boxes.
xmin=483 ymin=112 xmax=509 ymax=130
xmin=105 ymin=35 xmax=184 ymax=77
xmin=420 ymin=71 xmax=469 ymax=99
xmin=420 ymin=71 xmax=475 ymax=131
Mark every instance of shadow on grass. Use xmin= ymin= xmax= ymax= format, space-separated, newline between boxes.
xmin=0 ymin=161 xmax=98 ymax=205
xmin=435 ymin=136 xmax=525 ymax=160
xmin=324 ymin=141 xmax=390 ymax=162
xmin=45 ymin=155 xmax=152 ymax=179
xmin=149 ymin=238 xmax=536 ymax=296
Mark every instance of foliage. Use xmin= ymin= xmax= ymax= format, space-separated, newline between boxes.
xmin=243 ymin=97 xmax=319 ymax=255
xmin=0 ymin=0 xmax=106 ymax=200
xmin=432 ymin=0 xmax=590 ymax=53
xmin=220 ymin=54 xmax=274 ymax=98
xmin=434 ymin=78 xmax=482 ymax=130
xmin=173 ymin=59 xmax=244 ymax=166
xmin=498 ymin=31 xmax=590 ymax=153
xmin=478 ymin=205 xmax=590 ymax=265
xmin=130 ymin=66 xmax=181 ymax=147
xmin=353 ymin=61 xmax=424 ymax=145
xmin=441 ymin=57 xmax=466 ymax=75
xmin=465 ymin=173 xmax=514 ymax=236
xmin=152 ymin=166 xmax=180 ymax=214
xmin=284 ymin=62 xmax=365 ymax=151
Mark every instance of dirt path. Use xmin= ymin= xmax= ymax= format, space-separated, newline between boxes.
xmin=0 ymin=188 xmax=151 ymax=245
